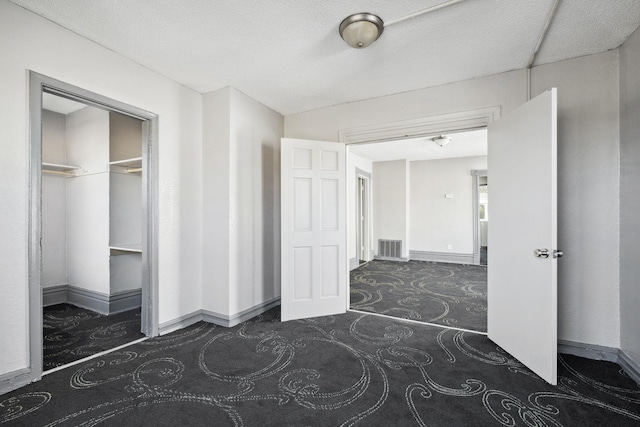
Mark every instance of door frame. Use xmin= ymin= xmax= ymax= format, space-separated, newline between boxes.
xmin=27 ymin=71 xmax=159 ymax=384
xmin=471 ymin=169 xmax=489 ymax=265
xmin=355 ymin=168 xmax=371 ymax=265
xmin=341 ymin=107 xmax=501 ymax=310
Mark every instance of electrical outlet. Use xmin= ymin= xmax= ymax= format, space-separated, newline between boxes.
xmin=447 ymin=244 xmax=453 ymax=251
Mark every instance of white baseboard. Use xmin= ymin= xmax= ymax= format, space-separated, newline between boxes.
xmin=0 ymin=367 xmax=33 ymax=395
xmin=558 ymin=339 xmax=618 ymax=362
xmin=66 ymin=286 xmax=111 ymax=315
xmin=158 ymin=310 xmax=203 ymax=335
xmin=618 ymin=350 xmax=640 ymax=385
xmin=409 ymin=250 xmax=474 ymax=265
xmin=43 ymin=285 xmax=141 ymax=315
xmin=373 ymin=256 xmax=409 ymax=262
xmin=43 ymin=284 xmax=68 ymax=307
xmin=349 ymin=257 xmax=360 ymax=271
xmin=558 ymin=340 xmax=640 ymax=385
xmin=158 ymin=298 xmax=281 ymax=334
xmin=109 ymin=289 xmax=143 ymax=314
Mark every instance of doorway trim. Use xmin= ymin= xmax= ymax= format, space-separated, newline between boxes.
xmin=338 ymin=106 xmax=500 ymax=144
xmin=353 ymin=168 xmax=372 ymax=270
xmin=471 ymin=169 xmax=488 ymax=265
xmin=341 ymin=107 xmax=499 ymax=316
xmin=27 ymin=71 xmax=159 ymax=386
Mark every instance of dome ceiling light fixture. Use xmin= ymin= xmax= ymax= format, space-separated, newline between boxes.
xmin=432 ymin=135 xmax=452 ymax=147
xmin=338 ymin=0 xmax=469 ymax=49
xmin=339 ymin=13 xmax=384 ymax=49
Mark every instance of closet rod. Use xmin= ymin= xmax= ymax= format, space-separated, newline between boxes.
xmin=125 ymin=167 xmax=142 ymax=173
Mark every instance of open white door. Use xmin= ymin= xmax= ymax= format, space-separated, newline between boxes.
xmin=280 ymin=138 xmax=347 ymax=321
xmin=488 ymin=89 xmax=558 ymax=385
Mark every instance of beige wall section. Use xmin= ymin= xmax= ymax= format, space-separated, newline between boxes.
xmin=109 ymin=112 xmax=143 ymax=161
xmin=0 ymin=1 xmax=203 ymax=374
xmin=202 ymin=87 xmax=284 ymax=318
xmin=410 ymin=156 xmax=488 ymax=254
xmin=619 ymin=27 xmax=640 ymax=368
xmin=372 ymin=160 xmax=410 ymax=258
xmin=531 ymin=51 xmax=620 ymax=348
xmin=347 ymin=152 xmax=373 ymax=262
xmin=284 ymin=54 xmax=621 ymax=349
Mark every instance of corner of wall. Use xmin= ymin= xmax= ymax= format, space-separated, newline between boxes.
xmin=618 ymin=23 xmax=640 ymax=371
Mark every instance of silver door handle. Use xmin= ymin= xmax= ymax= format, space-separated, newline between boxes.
xmin=534 ymin=248 xmax=549 ymax=258
xmin=553 ymin=250 xmax=563 ymax=258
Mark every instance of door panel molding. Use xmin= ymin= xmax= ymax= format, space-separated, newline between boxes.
xmin=281 ymin=138 xmax=347 ymax=321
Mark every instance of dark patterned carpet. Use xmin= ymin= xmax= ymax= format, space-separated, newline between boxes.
xmin=350 ymin=260 xmax=487 ymax=332
xmin=2 ymin=308 xmax=639 ymax=426
xmin=43 ymin=304 xmax=144 ymax=370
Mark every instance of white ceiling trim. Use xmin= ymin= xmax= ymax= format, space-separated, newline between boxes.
xmin=339 ymin=106 xmax=500 ymax=145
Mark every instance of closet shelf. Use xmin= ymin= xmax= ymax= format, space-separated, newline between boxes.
xmin=42 ymin=162 xmax=80 ymax=176
xmin=109 ymin=157 xmax=142 ymax=167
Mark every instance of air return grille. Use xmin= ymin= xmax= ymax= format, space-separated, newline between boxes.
xmin=378 ymin=239 xmax=402 ymax=260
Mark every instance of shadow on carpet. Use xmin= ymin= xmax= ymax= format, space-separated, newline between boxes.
xmin=350 ymin=259 xmax=487 ymax=332
xmin=43 ymin=303 xmax=144 ymax=370
xmin=3 ymin=307 xmax=639 ymax=426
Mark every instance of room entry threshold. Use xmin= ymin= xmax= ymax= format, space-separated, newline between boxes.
xmin=42 ymin=336 xmax=149 ymax=376
xmin=347 ymin=309 xmax=488 ymax=336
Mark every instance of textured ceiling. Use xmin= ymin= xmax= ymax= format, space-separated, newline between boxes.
xmin=10 ymin=0 xmax=640 ymax=115
xmin=349 ymin=129 xmax=487 ymax=162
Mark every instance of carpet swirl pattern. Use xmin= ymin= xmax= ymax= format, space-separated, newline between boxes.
xmin=2 ymin=308 xmax=639 ymax=426
xmin=350 ymin=260 xmax=487 ymax=332
xmin=43 ymin=304 xmax=144 ymax=370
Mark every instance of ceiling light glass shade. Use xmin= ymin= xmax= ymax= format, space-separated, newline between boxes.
xmin=339 ymin=13 xmax=384 ymax=48
xmin=432 ymin=135 xmax=452 ymax=147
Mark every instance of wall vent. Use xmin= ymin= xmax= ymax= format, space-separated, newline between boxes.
xmin=377 ymin=239 xmax=402 ymax=260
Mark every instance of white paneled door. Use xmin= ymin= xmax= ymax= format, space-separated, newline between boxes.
xmin=488 ymin=89 xmax=558 ymax=385
xmin=280 ymin=138 xmax=346 ymax=321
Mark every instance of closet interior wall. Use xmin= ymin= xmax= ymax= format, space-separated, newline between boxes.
xmin=41 ymin=104 xmax=143 ymax=314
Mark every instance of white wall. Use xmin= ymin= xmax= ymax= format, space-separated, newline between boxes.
xmin=284 ymin=55 xmax=621 ymax=349
xmin=202 ymin=87 xmax=284 ymax=318
xmin=65 ymin=107 xmax=111 ymax=294
xmin=347 ymin=152 xmax=373 ymax=262
xmin=66 ymin=174 xmax=110 ymax=294
xmin=0 ymin=0 xmax=203 ymax=374
xmin=202 ymin=88 xmax=231 ymax=316
xmin=410 ymin=156 xmax=487 ymax=254
xmin=372 ymin=160 xmax=410 ymax=258
xmin=41 ymin=110 xmax=67 ymax=288
xmin=619 ymin=27 xmax=640 ymax=368
xmin=531 ymin=51 xmax=620 ymax=348
xmin=228 ymin=88 xmax=283 ymax=315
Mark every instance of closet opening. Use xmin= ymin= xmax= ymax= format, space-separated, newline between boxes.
xmin=29 ymin=72 xmax=158 ymax=380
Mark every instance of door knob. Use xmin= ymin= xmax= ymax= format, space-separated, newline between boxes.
xmin=553 ymin=250 xmax=563 ymax=258
xmin=534 ymin=248 xmax=549 ymax=258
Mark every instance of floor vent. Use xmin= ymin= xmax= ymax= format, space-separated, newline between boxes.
xmin=377 ymin=239 xmax=402 ymax=260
